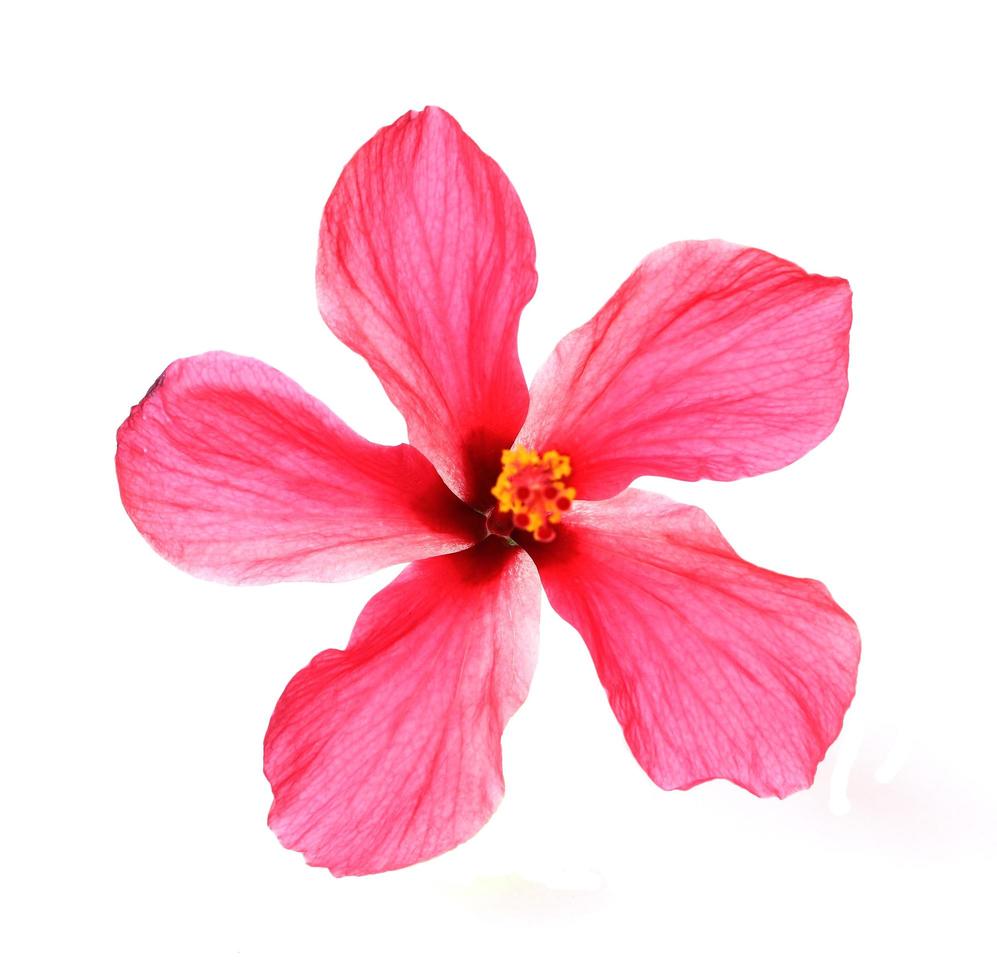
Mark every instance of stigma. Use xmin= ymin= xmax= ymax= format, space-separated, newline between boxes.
xmin=490 ymin=446 xmax=576 ymax=543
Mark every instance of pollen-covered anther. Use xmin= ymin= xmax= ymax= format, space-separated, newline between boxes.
xmin=490 ymin=446 xmax=577 ymax=543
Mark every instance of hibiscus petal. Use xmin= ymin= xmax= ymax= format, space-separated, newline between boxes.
xmin=116 ymin=352 xmax=481 ymax=584
xmin=519 ymin=241 xmax=852 ymax=499
xmin=317 ymin=107 xmax=537 ymax=508
xmin=530 ymin=490 xmax=859 ymax=797
xmin=264 ymin=539 xmax=540 ymax=875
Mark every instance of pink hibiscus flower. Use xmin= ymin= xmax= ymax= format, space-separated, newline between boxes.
xmin=116 ymin=107 xmax=859 ymax=876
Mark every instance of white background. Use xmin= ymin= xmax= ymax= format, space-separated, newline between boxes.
xmin=3 ymin=2 xmax=995 ymax=977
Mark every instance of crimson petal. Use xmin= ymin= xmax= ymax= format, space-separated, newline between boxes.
xmin=264 ymin=539 xmax=540 ymax=875
xmin=317 ymin=107 xmax=537 ymax=508
xmin=116 ymin=352 xmax=480 ymax=584
xmin=531 ymin=490 xmax=860 ymax=797
xmin=519 ymin=240 xmax=852 ymax=499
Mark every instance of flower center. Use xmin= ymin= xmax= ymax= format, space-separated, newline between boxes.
xmin=490 ymin=446 xmax=576 ymax=543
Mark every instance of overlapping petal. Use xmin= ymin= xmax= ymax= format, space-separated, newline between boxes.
xmin=317 ymin=107 xmax=537 ymax=508
xmin=264 ymin=539 xmax=540 ymax=875
xmin=519 ymin=241 xmax=852 ymax=499
xmin=530 ymin=490 xmax=860 ymax=797
xmin=116 ymin=352 xmax=480 ymax=585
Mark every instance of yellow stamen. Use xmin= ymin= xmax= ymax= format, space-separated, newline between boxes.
xmin=490 ymin=446 xmax=576 ymax=542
